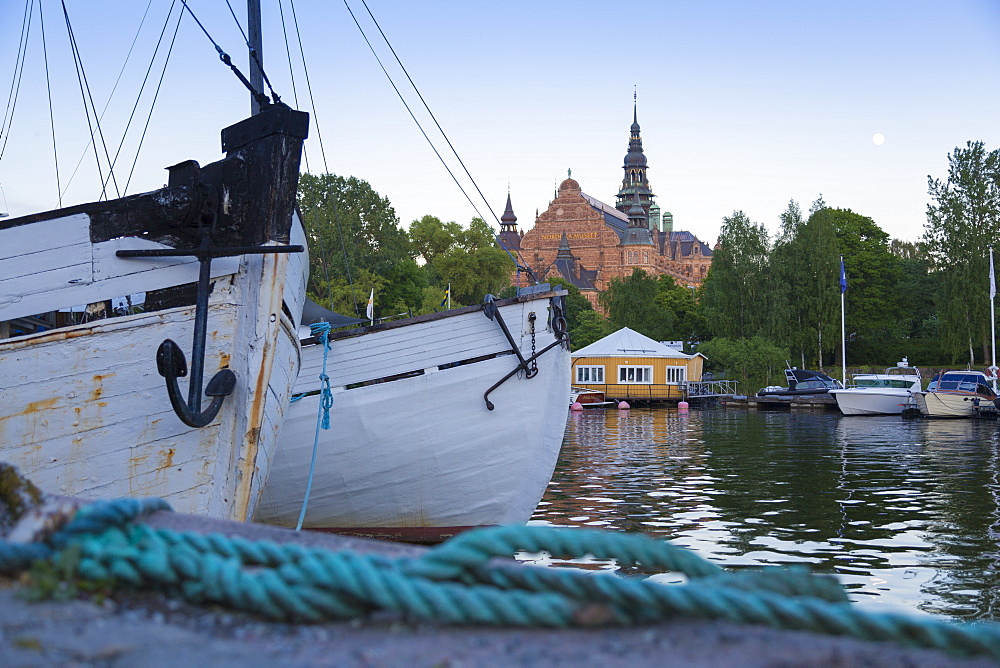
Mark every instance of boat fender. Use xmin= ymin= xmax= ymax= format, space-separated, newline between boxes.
xmin=617 ymin=401 xmax=630 ymax=410
xmin=570 ymin=402 xmax=583 ymax=411
xmin=678 ymin=401 xmax=689 ymax=412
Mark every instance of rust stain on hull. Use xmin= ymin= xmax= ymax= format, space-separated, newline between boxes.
xmin=232 ymin=253 xmax=288 ymax=521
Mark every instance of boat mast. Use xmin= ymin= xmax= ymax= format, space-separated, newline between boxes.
xmin=248 ymin=0 xmax=264 ymax=116
xmin=991 ymin=246 xmax=997 ymax=392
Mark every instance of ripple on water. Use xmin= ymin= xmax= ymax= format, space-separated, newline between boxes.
xmin=528 ymin=408 xmax=1000 ymax=621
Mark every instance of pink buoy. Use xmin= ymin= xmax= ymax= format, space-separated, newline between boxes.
xmin=617 ymin=401 xmax=630 ymax=410
xmin=678 ymin=401 xmax=689 ymax=412
xmin=570 ymin=402 xmax=584 ymax=411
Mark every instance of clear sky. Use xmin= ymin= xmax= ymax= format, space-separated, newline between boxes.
xmin=2 ymin=1 xmax=999 ymax=247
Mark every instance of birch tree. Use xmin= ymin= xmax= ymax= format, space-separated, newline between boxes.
xmin=923 ymin=141 xmax=1000 ymax=364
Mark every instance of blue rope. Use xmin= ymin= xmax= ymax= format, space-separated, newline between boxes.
xmin=7 ymin=497 xmax=1000 ymax=659
xmin=295 ymin=322 xmax=334 ymax=531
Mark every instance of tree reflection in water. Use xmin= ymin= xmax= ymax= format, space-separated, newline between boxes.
xmin=527 ymin=408 xmax=1000 ymax=621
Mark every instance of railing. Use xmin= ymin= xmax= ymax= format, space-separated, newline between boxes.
xmin=574 ymin=383 xmax=685 ymax=401
xmin=684 ymin=380 xmax=739 ymax=397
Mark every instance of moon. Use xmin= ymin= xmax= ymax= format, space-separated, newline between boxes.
xmin=872 ymin=133 xmax=885 ymax=146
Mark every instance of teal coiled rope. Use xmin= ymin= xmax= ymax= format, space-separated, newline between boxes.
xmin=4 ymin=498 xmax=1000 ymax=660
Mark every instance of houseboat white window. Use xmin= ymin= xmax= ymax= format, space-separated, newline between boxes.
xmin=576 ymin=365 xmax=605 ymax=384
xmin=618 ymin=365 xmax=652 ymax=384
xmin=664 ymin=366 xmax=686 ymax=384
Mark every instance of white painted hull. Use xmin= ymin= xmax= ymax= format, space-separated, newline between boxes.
xmin=829 ymin=388 xmax=918 ymax=415
xmin=0 ymin=214 xmax=308 ymax=521
xmin=915 ymin=391 xmax=984 ymax=418
xmin=255 ymin=293 xmax=570 ymax=538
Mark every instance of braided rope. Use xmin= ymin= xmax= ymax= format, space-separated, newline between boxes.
xmin=294 ymin=321 xmax=335 ymax=531
xmin=6 ymin=498 xmax=1000 ymax=659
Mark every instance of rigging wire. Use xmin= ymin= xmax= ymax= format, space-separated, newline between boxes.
xmin=62 ymin=0 xmax=158 ymax=199
xmin=222 ymin=0 xmax=280 ymax=104
xmin=283 ymin=0 xmax=356 ymax=316
xmin=103 ymin=0 xmax=177 ymax=196
xmin=38 ymin=0 xmax=61 ymax=207
xmin=0 ymin=0 xmax=34 ymax=164
xmin=344 ymin=0 xmax=536 ymax=281
xmin=60 ymin=0 xmax=121 ymax=199
xmin=124 ymin=4 xmax=184 ymax=193
xmin=179 ymin=0 xmax=271 ymax=110
xmin=288 ymin=0 xmax=328 ymax=173
xmin=277 ymin=0 xmax=307 ymax=172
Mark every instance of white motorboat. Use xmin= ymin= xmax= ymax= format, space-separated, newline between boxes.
xmin=829 ymin=360 xmax=922 ymax=415
xmin=0 ymin=106 xmax=310 ymax=520
xmin=254 ymin=287 xmax=570 ymax=542
xmin=914 ymin=370 xmax=997 ymax=418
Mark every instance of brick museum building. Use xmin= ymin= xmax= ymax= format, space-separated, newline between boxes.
xmin=498 ymin=104 xmax=713 ymax=310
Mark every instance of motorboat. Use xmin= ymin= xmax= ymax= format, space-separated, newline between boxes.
xmin=570 ymin=387 xmax=615 ymax=409
xmin=757 ymin=368 xmax=843 ymax=397
xmin=915 ymin=370 xmax=997 ymax=418
xmin=829 ymin=360 xmax=922 ymax=415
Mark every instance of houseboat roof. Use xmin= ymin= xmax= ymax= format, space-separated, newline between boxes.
xmin=572 ymin=327 xmax=694 ymax=359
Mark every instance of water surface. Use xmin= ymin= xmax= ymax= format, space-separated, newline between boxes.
xmin=528 ymin=408 xmax=1000 ymax=620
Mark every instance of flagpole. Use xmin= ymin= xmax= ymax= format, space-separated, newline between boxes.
xmin=840 ymin=256 xmax=847 ymax=388
xmin=447 ymin=282 xmax=451 ymax=310
xmin=991 ymin=247 xmax=997 ymax=392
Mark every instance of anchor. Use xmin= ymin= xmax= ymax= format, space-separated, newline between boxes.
xmin=117 ymin=226 xmax=302 ymax=428
xmin=481 ymin=293 xmax=569 ymax=411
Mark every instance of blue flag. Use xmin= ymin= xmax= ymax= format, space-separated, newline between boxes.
xmin=439 ymin=287 xmax=450 ymax=307
xmin=839 ymin=257 xmax=847 ymax=294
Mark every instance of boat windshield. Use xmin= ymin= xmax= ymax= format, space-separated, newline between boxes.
xmin=936 ymin=373 xmax=991 ymax=394
xmin=855 ymin=378 xmax=918 ymax=389
xmin=795 ymin=378 xmax=840 ymax=390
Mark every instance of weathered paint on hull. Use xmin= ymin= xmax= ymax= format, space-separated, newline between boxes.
xmin=255 ymin=295 xmax=569 ymax=532
xmin=0 ymin=288 xmax=300 ymax=520
xmin=0 ymin=222 xmax=307 ymax=521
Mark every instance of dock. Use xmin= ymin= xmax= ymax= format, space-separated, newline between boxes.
xmin=719 ymin=393 xmax=839 ymax=410
xmin=0 ymin=508 xmax=989 ymax=667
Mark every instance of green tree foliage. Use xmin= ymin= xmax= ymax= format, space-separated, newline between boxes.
xmin=309 ymin=268 xmax=385 ymax=320
xmin=546 ymin=280 xmax=608 ymax=350
xmin=654 ymin=275 xmax=704 ymax=343
xmin=408 ymin=215 xmax=464 ymax=265
xmin=832 ymin=208 xmax=906 ymax=351
xmin=571 ymin=310 xmax=608 ymax=350
xmin=796 ymin=206 xmax=848 ymax=366
xmin=697 ymin=336 xmax=790 ymax=393
xmin=770 ymin=200 xmax=810 ymax=365
xmin=889 ymin=240 xmax=940 ymax=340
xmin=923 ymin=140 xmax=1000 ymax=365
xmin=409 ymin=216 xmax=515 ymax=310
xmin=700 ymin=211 xmax=772 ymax=340
xmin=599 ymin=268 xmax=674 ymax=340
xmin=297 ymin=173 xmax=417 ymax=317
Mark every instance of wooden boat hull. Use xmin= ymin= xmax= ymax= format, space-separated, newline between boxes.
xmin=915 ymin=391 xmax=986 ymax=418
xmin=255 ymin=292 xmax=570 ymax=540
xmin=0 ymin=107 xmax=310 ymax=520
xmin=0 ymin=224 xmax=307 ymax=520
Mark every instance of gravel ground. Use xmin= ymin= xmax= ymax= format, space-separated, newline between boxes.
xmin=0 ymin=510 xmax=996 ymax=667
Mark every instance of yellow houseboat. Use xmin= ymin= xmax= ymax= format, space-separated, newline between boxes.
xmin=571 ymin=327 xmax=704 ymax=402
